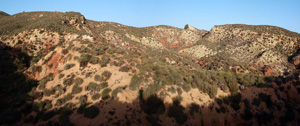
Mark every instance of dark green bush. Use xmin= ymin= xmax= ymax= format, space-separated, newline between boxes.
xmin=43 ymin=88 xmax=56 ymax=97
xmin=91 ymin=45 xmax=107 ymax=56
xmin=72 ymin=85 xmax=82 ymax=94
xmin=119 ymin=65 xmax=131 ymax=72
xmin=86 ymin=82 xmax=100 ymax=92
xmin=32 ymin=65 xmax=42 ymax=73
xmin=94 ymin=74 xmax=101 ymax=81
xmin=63 ymin=93 xmax=73 ymax=101
xmin=73 ymin=56 xmax=79 ymax=61
xmin=99 ymin=82 xmax=108 ymax=89
xmin=92 ymin=93 xmax=101 ymax=100
xmin=84 ymin=106 xmax=99 ymax=119
xmin=63 ymin=78 xmax=74 ymax=86
xmin=143 ymin=81 xmax=164 ymax=99
xmin=182 ymin=84 xmax=191 ymax=92
xmin=65 ymin=54 xmax=72 ymax=61
xmin=101 ymin=71 xmax=112 ymax=81
xmin=61 ymin=49 xmax=69 ymax=54
xmin=129 ymin=74 xmax=143 ymax=90
xmin=177 ymin=87 xmax=182 ymax=96
xmin=74 ymin=77 xmax=83 ymax=85
xmin=100 ymin=55 xmax=110 ymax=67
xmin=101 ymin=88 xmax=112 ymax=100
xmin=64 ymin=64 xmax=75 ymax=70
xmin=168 ymin=86 xmax=176 ymax=94
xmin=79 ymin=95 xmax=88 ymax=104
xmin=111 ymin=86 xmax=124 ymax=98
xmin=77 ymin=46 xmax=91 ymax=54
xmin=38 ymin=77 xmax=50 ymax=90
xmin=79 ymin=54 xmax=91 ymax=67
xmin=114 ymin=59 xmax=125 ymax=66
xmin=89 ymin=57 xmax=100 ymax=64
xmin=59 ymin=73 xmax=65 ymax=79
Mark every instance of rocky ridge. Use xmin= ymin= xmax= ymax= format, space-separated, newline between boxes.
xmin=0 ymin=11 xmax=300 ymax=126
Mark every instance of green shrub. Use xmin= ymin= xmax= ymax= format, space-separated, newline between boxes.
xmin=79 ymin=54 xmax=91 ymax=67
xmin=74 ymin=77 xmax=83 ymax=85
xmin=55 ymin=94 xmax=73 ymax=106
xmin=63 ymin=93 xmax=73 ymax=101
xmin=177 ymin=88 xmax=182 ymax=96
xmin=101 ymin=88 xmax=112 ymax=100
xmin=89 ymin=57 xmax=100 ymax=64
xmin=77 ymin=46 xmax=91 ymax=53
xmin=32 ymin=65 xmax=42 ymax=73
xmin=111 ymin=86 xmax=124 ymax=98
xmin=43 ymin=88 xmax=56 ymax=97
xmin=91 ymin=46 xmax=107 ymax=56
xmin=101 ymin=71 xmax=112 ymax=81
xmin=79 ymin=95 xmax=88 ymax=104
xmin=129 ymin=74 xmax=143 ymax=90
xmin=99 ymin=82 xmax=108 ymax=89
xmin=143 ymin=81 xmax=164 ymax=99
xmin=84 ymin=106 xmax=99 ymax=119
xmin=182 ymin=84 xmax=191 ymax=92
xmin=168 ymin=86 xmax=176 ymax=94
xmin=92 ymin=93 xmax=101 ymax=100
xmin=65 ymin=54 xmax=72 ymax=61
xmin=59 ymin=73 xmax=65 ymax=79
xmin=94 ymin=74 xmax=101 ymax=81
xmin=114 ymin=60 xmax=125 ymax=66
xmin=119 ymin=65 xmax=131 ymax=72
xmin=63 ymin=78 xmax=74 ymax=86
xmin=61 ymin=49 xmax=69 ymax=54
xmin=100 ymin=55 xmax=110 ymax=67
xmin=73 ymin=56 xmax=79 ymax=61
xmin=72 ymin=85 xmax=82 ymax=94
xmin=38 ymin=77 xmax=50 ymax=90
xmin=64 ymin=64 xmax=75 ymax=70
xmin=86 ymin=82 xmax=100 ymax=92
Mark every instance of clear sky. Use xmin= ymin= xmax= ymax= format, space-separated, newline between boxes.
xmin=1 ymin=0 xmax=300 ymax=33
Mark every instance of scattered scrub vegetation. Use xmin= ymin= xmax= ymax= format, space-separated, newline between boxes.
xmin=101 ymin=88 xmax=112 ymax=100
xmin=64 ymin=63 xmax=75 ymax=70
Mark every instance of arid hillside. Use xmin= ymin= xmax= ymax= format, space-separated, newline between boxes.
xmin=0 ymin=11 xmax=300 ymax=126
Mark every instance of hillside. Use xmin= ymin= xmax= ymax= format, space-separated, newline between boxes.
xmin=0 ymin=11 xmax=300 ymax=126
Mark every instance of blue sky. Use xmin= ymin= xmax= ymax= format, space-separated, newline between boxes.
xmin=1 ymin=0 xmax=300 ymax=33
